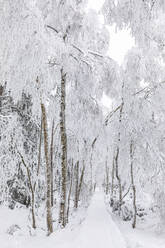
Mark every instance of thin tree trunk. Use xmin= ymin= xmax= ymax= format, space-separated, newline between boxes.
xmin=18 ymin=117 xmax=43 ymax=230
xmin=50 ymin=119 xmax=55 ymax=207
xmin=34 ymin=117 xmax=43 ymax=192
xmin=105 ymin=161 xmax=109 ymax=195
xmin=59 ymin=68 xmax=67 ymax=228
xmin=115 ymin=146 xmax=122 ymax=211
xmin=77 ymin=161 xmax=85 ymax=206
xmin=31 ymin=190 xmax=36 ymax=229
xmin=90 ymin=152 xmax=93 ymax=193
xmin=41 ymin=103 xmax=53 ymax=235
xmin=37 ymin=118 xmax=43 ymax=176
xmin=111 ymin=155 xmax=115 ymax=204
xmin=66 ymin=160 xmax=73 ymax=223
xmin=115 ymin=92 xmax=124 ymax=212
xmin=130 ymin=140 xmax=137 ymax=229
xmin=90 ymin=137 xmax=98 ymax=193
xmin=74 ymin=161 xmax=79 ymax=209
xmin=17 ymin=151 xmax=36 ymax=229
xmin=53 ymin=124 xmax=60 ymax=201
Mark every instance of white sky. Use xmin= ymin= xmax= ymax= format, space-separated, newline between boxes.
xmin=87 ymin=0 xmax=135 ymax=65
xmin=107 ymin=25 xmax=135 ymax=65
xmin=87 ymin=0 xmax=135 ymax=112
xmin=87 ymin=0 xmax=105 ymax=12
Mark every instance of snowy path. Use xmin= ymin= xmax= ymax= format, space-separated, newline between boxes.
xmin=0 ymin=190 xmax=127 ymax=248
xmin=2 ymin=190 xmax=165 ymax=248
xmin=74 ymin=190 xmax=127 ymax=248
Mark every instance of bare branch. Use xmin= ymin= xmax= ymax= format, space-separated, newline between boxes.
xmin=105 ymin=105 xmax=121 ymax=126
xmin=46 ymin=25 xmax=59 ymax=34
xmin=92 ymin=136 xmax=98 ymax=149
xmin=71 ymin=44 xmax=84 ymax=54
xmin=88 ymin=50 xmax=104 ymax=58
xmin=121 ymin=184 xmax=131 ymax=201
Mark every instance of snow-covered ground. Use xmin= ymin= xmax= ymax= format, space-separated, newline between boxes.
xmin=105 ymin=196 xmax=165 ymax=248
xmin=113 ymin=214 xmax=165 ymax=248
xmin=1 ymin=190 xmax=165 ymax=248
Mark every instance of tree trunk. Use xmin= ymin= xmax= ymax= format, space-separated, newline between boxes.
xmin=74 ymin=161 xmax=79 ymax=209
xmin=110 ymin=155 xmax=115 ymax=204
xmin=115 ymin=95 xmax=124 ymax=212
xmin=105 ymin=161 xmax=109 ymax=195
xmin=18 ymin=116 xmax=43 ymax=230
xmin=115 ymin=146 xmax=122 ymax=211
xmin=50 ymin=119 xmax=55 ymax=207
xmin=17 ymin=151 xmax=36 ymax=229
xmin=130 ymin=140 xmax=137 ymax=229
xmin=31 ymin=190 xmax=36 ymax=229
xmin=41 ymin=103 xmax=53 ymax=235
xmin=90 ymin=153 xmax=93 ymax=193
xmin=77 ymin=161 xmax=85 ymax=206
xmin=59 ymin=68 xmax=67 ymax=228
xmin=66 ymin=160 xmax=73 ymax=223
xmin=34 ymin=117 xmax=43 ymax=193
xmin=90 ymin=137 xmax=97 ymax=193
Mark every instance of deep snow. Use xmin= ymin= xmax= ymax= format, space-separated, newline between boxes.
xmin=1 ymin=190 xmax=165 ymax=248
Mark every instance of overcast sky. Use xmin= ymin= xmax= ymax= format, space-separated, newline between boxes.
xmin=87 ymin=0 xmax=135 ymax=110
xmin=87 ymin=0 xmax=135 ymax=65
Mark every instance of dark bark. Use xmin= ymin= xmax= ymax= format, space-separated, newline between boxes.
xmin=17 ymin=151 xmax=36 ymax=229
xmin=66 ymin=160 xmax=73 ymax=223
xmin=105 ymin=160 xmax=109 ymax=195
xmin=115 ymin=147 xmax=122 ymax=211
xmin=59 ymin=68 xmax=67 ymax=228
xmin=130 ymin=140 xmax=137 ymax=229
xmin=50 ymin=119 xmax=55 ymax=207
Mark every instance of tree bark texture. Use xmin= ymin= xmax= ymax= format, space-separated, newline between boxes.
xmin=66 ymin=160 xmax=73 ymax=223
xmin=41 ymin=103 xmax=53 ymax=235
xmin=74 ymin=161 xmax=79 ymax=209
xmin=59 ymin=68 xmax=67 ymax=228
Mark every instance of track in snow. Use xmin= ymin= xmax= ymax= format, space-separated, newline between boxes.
xmin=74 ymin=189 xmax=127 ymax=248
